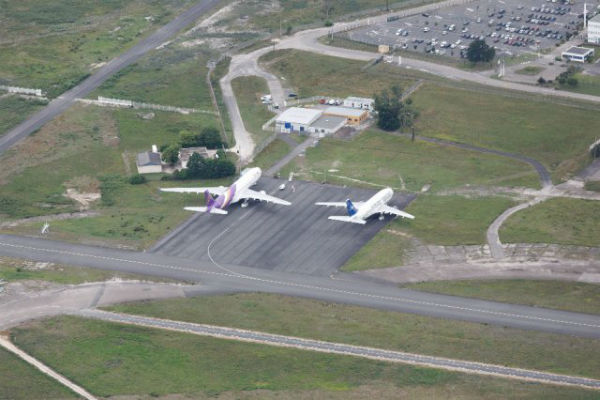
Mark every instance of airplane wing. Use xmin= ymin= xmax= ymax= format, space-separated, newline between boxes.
xmin=374 ymin=204 xmax=415 ymax=219
xmin=239 ymin=189 xmax=291 ymax=206
xmin=160 ymin=186 xmax=227 ymax=196
xmin=184 ymin=206 xmax=228 ymax=215
xmin=328 ymin=215 xmax=366 ymax=224
xmin=315 ymin=201 xmax=365 ymax=208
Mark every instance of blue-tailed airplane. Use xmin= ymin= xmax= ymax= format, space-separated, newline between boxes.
xmin=160 ymin=167 xmax=291 ymax=215
xmin=315 ymin=187 xmax=414 ymax=224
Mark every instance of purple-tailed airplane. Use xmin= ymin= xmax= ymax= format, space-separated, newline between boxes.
xmin=160 ymin=167 xmax=291 ymax=215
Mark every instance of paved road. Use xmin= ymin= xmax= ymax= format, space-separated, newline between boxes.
xmin=1 ymin=234 xmax=600 ymax=338
xmin=0 ymin=0 xmax=221 ymax=154
xmin=77 ymin=309 xmax=600 ymax=390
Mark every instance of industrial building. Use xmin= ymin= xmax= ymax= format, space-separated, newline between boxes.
xmin=589 ymin=14 xmax=600 ymax=44
xmin=136 ymin=150 xmax=162 ymax=174
xmin=275 ymin=107 xmax=322 ymax=133
xmin=324 ymin=106 xmax=368 ymax=125
xmin=308 ymin=115 xmax=347 ymax=137
xmin=343 ymin=96 xmax=375 ymax=111
xmin=561 ymin=46 xmax=595 ymax=62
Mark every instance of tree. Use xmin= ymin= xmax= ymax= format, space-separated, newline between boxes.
xmin=466 ymin=39 xmax=495 ymax=63
xmin=161 ymin=144 xmax=179 ymax=165
xmin=373 ymin=86 xmax=416 ymax=132
xmin=200 ymin=127 xmax=222 ymax=149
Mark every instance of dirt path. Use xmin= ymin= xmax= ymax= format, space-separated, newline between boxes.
xmin=0 ymin=334 xmax=98 ymax=400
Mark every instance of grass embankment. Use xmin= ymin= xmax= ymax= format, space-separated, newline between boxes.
xmin=500 ymin=198 xmax=600 ymax=247
xmin=12 ymin=315 xmax=596 ymax=399
xmin=289 ymin=130 xmax=538 ymax=192
xmin=559 ymin=73 xmax=600 ymax=97
xmin=411 ymin=83 xmax=600 ymax=182
xmin=0 ymin=347 xmax=78 ymax=400
xmin=230 ymin=76 xmax=276 ymax=145
xmin=106 ymin=293 xmax=600 ymax=380
xmin=342 ymin=231 xmax=413 ymax=271
xmin=92 ymin=48 xmax=215 ymax=110
xmin=515 ymin=66 xmax=545 ymax=75
xmin=260 ymin=49 xmax=417 ymax=98
xmin=407 ymin=280 xmax=600 ymax=315
xmin=249 ymin=138 xmax=291 ymax=170
xmin=0 ymin=0 xmax=193 ymax=97
xmin=586 ymin=181 xmax=600 ymax=192
xmin=0 ymin=105 xmax=226 ymax=249
xmin=0 ymin=96 xmax=47 ymax=136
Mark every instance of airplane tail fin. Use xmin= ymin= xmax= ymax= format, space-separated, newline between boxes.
xmin=329 ymin=215 xmax=366 ymax=224
xmin=345 ymin=199 xmax=357 ymax=216
xmin=204 ymin=189 xmax=215 ymax=210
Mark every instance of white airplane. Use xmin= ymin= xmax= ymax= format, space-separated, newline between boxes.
xmin=315 ymin=187 xmax=414 ymax=225
xmin=160 ymin=167 xmax=291 ymax=215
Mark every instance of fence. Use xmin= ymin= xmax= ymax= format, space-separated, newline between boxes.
xmin=252 ymin=130 xmax=279 ymax=160
xmin=94 ymin=96 xmax=216 ymax=115
xmin=0 ymin=85 xmax=44 ymax=97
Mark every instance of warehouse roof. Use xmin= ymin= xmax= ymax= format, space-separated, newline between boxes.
xmin=345 ymin=96 xmax=374 ymax=103
xmin=276 ymin=107 xmax=322 ymax=125
xmin=324 ymin=106 xmax=368 ymax=117
xmin=311 ymin=115 xmax=347 ymax=130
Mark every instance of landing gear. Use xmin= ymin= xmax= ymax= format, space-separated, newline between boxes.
xmin=241 ymin=201 xmax=249 ymax=208
xmin=378 ymin=214 xmax=385 ymax=221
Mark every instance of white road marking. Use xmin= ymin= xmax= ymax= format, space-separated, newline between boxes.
xmin=1 ymin=241 xmax=599 ymax=330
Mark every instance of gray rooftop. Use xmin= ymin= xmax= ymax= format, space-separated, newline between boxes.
xmin=590 ymin=13 xmax=600 ymax=23
xmin=136 ymin=151 xmax=161 ymax=166
xmin=563 ymin=46 xmax=594 ymax=55
xmin=311 ymin=115 xmax=347 ymax=130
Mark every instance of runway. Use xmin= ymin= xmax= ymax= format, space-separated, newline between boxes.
xmin=153 ymin=178 xmax=414 ymax=276
xmin=1 ymin=233 xmax=600 ymax=339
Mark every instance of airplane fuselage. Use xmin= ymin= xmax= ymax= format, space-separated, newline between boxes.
xmin=355 ymin=187 xmax=393 ymax=220
xmin=212 ymin=167 xmax=261 ymax=209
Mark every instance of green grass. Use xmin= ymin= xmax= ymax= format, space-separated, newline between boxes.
xmin=411 ymin=83 xmax=600 ymax=182
xmin=500 ymin=198 xmax=600 ymax=247
xmin=342 ymin=230 xmax=413 ymax=271
xmin=585 ymin=180 xmax=600 ymax=192
xmin=249 ymin=138 xmax=291 ymax=170
xmin=406 ymin=280 xmax=600 ymax=315
xmin=515 ymin=66 xmax=545 ymax=75
xmin=92 ymin=48 xmax=214 ymax=109
xmin=400 ymin=195 xmax=516 ymax=245
xmin=0 ymin=256 xmax=178 ymax=284
xmin=293 ymin=130 xmax=539 ymax=192
xmin=11 ymin=316 xmax=598 ymax=399
xmin=559 ymin=72 xmax=600 ymax=97
xmin=0 ymin=347 xmax=78 ymax=400
xmin=209 ymin=56 xmax=234 ymax=146
xmin=0 ymin=0 xmax=195 ymax=97
xmin=107 ymin=293 xmax=600 ymax=380
xmin=230 ymin=76 xmax=276 ymax=145
xmin=260 ymin=49 xmax=417 ymax=99
xmin=0 ymin=95 xmax=47 ymax=136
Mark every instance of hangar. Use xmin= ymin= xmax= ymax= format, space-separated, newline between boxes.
xmin=275 ymin=107 xmax=322 ymax=133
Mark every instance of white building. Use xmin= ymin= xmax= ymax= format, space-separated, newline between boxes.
xmin=308 ymin=115 xmax=347 ymax=137
xmin=343 ymin=96 xmax=375 ymax=111
xmin=561 ymin=46 xmax=595 ymax=62
xmin=136 ymin=151 xmax=162 ymax=174
xmin=589 ymin=14 xmax=600 ymax=44
xmin=275 ymin=107 xmax=322 ymax=133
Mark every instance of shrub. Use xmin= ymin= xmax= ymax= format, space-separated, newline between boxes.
xmin=128 ymin=174 xmax=147 ymax=185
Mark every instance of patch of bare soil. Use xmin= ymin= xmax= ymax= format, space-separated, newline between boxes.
xmin=64 ymin=189 xmax=101 ymax=211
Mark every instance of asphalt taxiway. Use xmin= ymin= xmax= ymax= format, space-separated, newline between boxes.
xmin=152 ymin=178 xmax=415 ymax=276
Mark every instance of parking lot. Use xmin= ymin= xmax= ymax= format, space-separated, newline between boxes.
xmin=348 ymin=0 xmax=589 ymax=58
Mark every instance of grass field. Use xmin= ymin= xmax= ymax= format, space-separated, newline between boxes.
xmin=559 ymin=73 xmax=600 ymax=97
xmin=0 ymin=95 xmax=47 ymax=136
xmin=249 ymin=138 xmax=291 ymax=170
xmin=586 ymin=180 xmax=600 ymax=192
xmin=0 ymin=347 xmax=77 ymax=400
xmin=0 ymin=0 xmax=196 ymax=97
xmin=400 ymin=195 xmax=516 ymax=245
xmin=231 ymin=76 xmax=276 ymax=145
xmin=342 ymin=230 xmax=413 ymax=271
xmin=107 ymin=293 xmax=600 ymax=380
xmin=0 ymin=104 xmax=226 ymax=249
xmin=11 ymin=316 xmax=597 ymax=399
xmin=260 ymin=49 xmax=417 ymax=99
xmin=411 ymin=83 xmax=600 ymax=182
xmin=515 ymin=66 xmax=545 ymax=75
xmin=500 ymin=198 xmax=600 ymax=247
xmin=291 ymin=130 xmax=539 ymax=192
xmin=92 ymin=47 xmax=215 ymax=110
xmin=406 ymin=280 xmax=600 ymax=315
